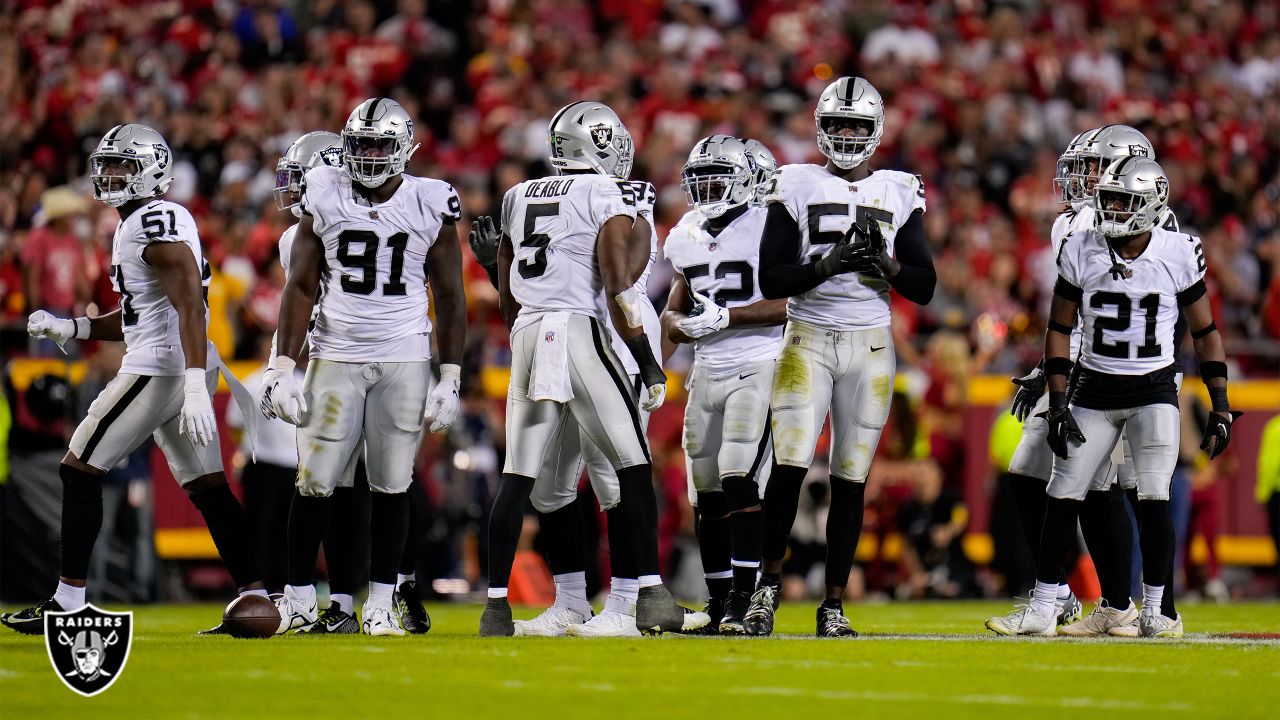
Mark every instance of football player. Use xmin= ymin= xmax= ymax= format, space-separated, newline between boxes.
xmin=662 ymin=135 xmax=787 ymax=633
xmin=995 ymin=158 xmax=1236 ymax=638
xmin=4 ymin=125 xmax=266 ymax=634
xmin=745 ymin=77 xmax=936 ymax=637
xmin=470 ymin=175 xmax=703 ymax=637
xmin=478 ymin=101 xmax=708 ymax=637
xmin=267 ymin=98 xmax=466 ymax=636
xmin=996 ymin=125 xmax=1186 ymax=638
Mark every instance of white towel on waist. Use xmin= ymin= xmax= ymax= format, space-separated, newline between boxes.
xmin=531 ymin=313 xmax=574 ymax=403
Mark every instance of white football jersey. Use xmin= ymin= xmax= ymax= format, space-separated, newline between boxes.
xmin=502 ymin=174 xmax=637 ymax=332
xmin=301 ymin=165 xmax=460 ymax=362
xmin=1050 ymin=204 xmax=1179 ymax=359
xmin=766 ymin=164 xmax=926 ymax=330
xmin=665 ymin=207 xmax=783 ymax=374
xmin=109 ymin=199 xmax=212 ymax=375
xmin=605 ymin=180 xmax=661 ymax=376
xmin=1058 ymin=225 xmax=1204 ymax=375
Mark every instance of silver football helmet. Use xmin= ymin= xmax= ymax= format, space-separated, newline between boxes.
xmin=547 ymin=101 xmax=634 ymax=179
xmin=1073 ymin=125 xmax=1155 ymax=200
xmin=275 ymin=131 xmax=343 ymax=216
xmin=1053 ymin=131 xmax=1089 ymax=205
xmin=681 ymin=135 xmax=754 ymax=219
xmin=89 ymin=124 xmax=174 ymax=208
xmin=342 ymin=98 xmax=419 ymax=188
xmin=1094 ymin=157 xmax=1169 ymax=238
xmin=743 ymin=138 xmax=777 ymax=205
xmin=815 ymin=76 xmax=884 ymax=170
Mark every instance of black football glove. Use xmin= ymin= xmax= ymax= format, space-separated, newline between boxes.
xmin=468 ymin=215 xmax=500 ymax=268
xmin=1200 ymin=410 xmax=1243 ymax=460
xmin=1040 ymin=393 xmax=1085 ymax=460
xmin=1010 ymin=367 xmax=1047 ymax=422
xmin=813 ymin=236 xmax=859 ymax=279
xmin=846 ymin=216 xmax=894 ymax=277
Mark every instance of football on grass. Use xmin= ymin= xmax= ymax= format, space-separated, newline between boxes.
xmin=222 ymin=594 xmax=280 ymax=639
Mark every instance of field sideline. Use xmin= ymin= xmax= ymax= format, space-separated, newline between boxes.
xmin=2 ymin=601 xmax=1278 ymax=719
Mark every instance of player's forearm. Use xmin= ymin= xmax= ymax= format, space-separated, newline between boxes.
xmin=87 ymin=309 xmax=125 ymax=342
xmin=275 ymin=280 xmax=315 ymax=361
xmin=885 ymin=212 xmax=935 ymax=305
xmin=758 ymin=203 xmax=826 ymax=299
xmin=728 ymin=299 xmax=788 ymax=327
xmin=175 ymin=305 xmax=208 ymax=370
xmin=607 ymin=300 xmax=643 ymax=341
xmin=432 ymin=281 xmax=467 ymax=366
xmin=661 ymin=309 xmax=694 ymax=344
xmin=480 ymin=262 xmax=500 ymax=291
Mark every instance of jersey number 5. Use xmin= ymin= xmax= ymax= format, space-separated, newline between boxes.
xmin=1090 ymin=291 xmax=1162 ymax=359
xmin=518 ymin=202 xmax=559 ymax=279
xmin=336 ymin=230 xmax=410 ymax=296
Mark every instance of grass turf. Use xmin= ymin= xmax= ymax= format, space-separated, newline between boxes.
xmin=2 ymin=601 xmax=1278 ymax=719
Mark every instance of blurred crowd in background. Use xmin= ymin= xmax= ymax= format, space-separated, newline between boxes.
xmin=2 ymin=0 xmax=1278 ymax=604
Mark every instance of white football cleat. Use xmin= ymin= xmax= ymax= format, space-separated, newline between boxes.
xmin=566 ymin=606 xmax=642 ymax=638
xmin=362 ymin=600 xmax=406 ymax=636
xmin=1138 ymin=608 xmax=1183 ymax=638
xmin=985 ymin=604 xmax=1056 ymax=636
xmin=513 ymin=606 xmax=589 ymax=637
xmin=275 ymin=586 xmax=318 ymax=634
xmin=1059 ymin=600 xmax=1138 ymax=637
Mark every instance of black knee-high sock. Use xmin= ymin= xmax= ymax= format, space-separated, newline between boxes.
xmin=369 ymin=491 xmax=409 ymax=586
xmin=1138 ymin=499 xmax=1176 ymax=617
xmin=695 ymin=492 xmax=731 ymax=601
xmin=540 ymin=502 xmax=587 ymax=576
xmin=487 ymin=473 xmax=534 ymax=590
xmin=1010 ymin=474 xmax=1049 ymax=560
xmin=1037 ymin=497 xmax=1084 ymax=584
xmin=1080 ymin=485 xmax=1134 ymax=607
xmin=323 ymin=486 xmax=357 ymax=595
xmin=611 ymin=465 xmax=654 ymax=580
xmin=59 ymin=464 xmax=103 ymax=581
xmin=761 ymin=463 xmax=805 ymax=565
xmin=398 ymin=488 xmax=423 ymax=577
xmin=190 ymin=482 xmax=262 ymax=589
xmin=287 ymin=492 xmax=332 ymax=587
xmin=615 ymin=464 xmax=660 ymax=578
xmin=724 ymin=475 xmax=764 ymax=594
xmin=824 ymin=478 xmax=866 ymax=590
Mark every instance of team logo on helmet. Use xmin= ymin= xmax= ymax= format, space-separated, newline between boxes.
xmin=45 ymin=604 xmax=133 ymax=697
xmin=153 ymin=145 xmax=170 ymax=170
xmin=590 ymin=124 xmax=613 ymax=150
xmin=1128 ymin=144 xmax=1150 ymax=157
xmin=319 ymin=146 xmax=343 ymax=167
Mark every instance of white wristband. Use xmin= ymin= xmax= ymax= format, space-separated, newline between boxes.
xmin=183 ymin=367 xmax=207 ymax=391
xmin=615 ymin=287 xmax=645 ymax=329
xmin=271 ymin=355 xmax=297 ymax=374
xmin=439 ymin=363 xmax=461 ymax=384
xmin=73 ymin=317 xmax=91 ymax=340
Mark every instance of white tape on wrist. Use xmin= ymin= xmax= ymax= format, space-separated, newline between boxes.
xmin=615 ymin=287 xmax=645 ymax=329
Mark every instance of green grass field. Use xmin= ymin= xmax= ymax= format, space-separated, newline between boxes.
xmin=3 ymin=601 xmax=1278 ymax=719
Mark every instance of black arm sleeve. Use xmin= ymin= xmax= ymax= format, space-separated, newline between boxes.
xmin=887 ymin=211 xmax=935 ymax=305
xmin=481 ymin=261 xmax=499 ymax=290
xmin=758 ymin=203 xmax=826 ymax=299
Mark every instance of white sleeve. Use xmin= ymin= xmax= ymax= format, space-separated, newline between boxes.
xmin=891 ymin=173 xmax=926 ymax=229
xmin=595 ymin=179 xmax=637 ymax=227
xmin=1172 ymin=234 xmax=1208 ymax=296
xmin=764 ymin=165 xmax=802 ymax=221
xmin=1056 ymin=232 xmax=1082 ymax=291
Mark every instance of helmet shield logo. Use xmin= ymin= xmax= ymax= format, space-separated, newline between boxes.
xmin=590 ymin=124 xmax=613 ymax=150
xmin=1129 ymin=144 xmax=1150 ymax=157
xmin=153 ymin=145 xmax=169 ymax=170
xmin=45 ymin=604 xmax=133 ymax=697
